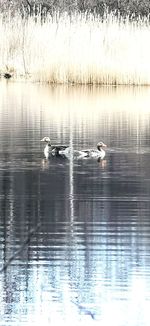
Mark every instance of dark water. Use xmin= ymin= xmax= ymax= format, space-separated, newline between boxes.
xmin=0 ymin=82 xmax=150 ymax=325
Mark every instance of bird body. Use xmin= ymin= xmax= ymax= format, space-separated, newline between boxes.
xmin=78 ymin=141 xmax=107 ymax=159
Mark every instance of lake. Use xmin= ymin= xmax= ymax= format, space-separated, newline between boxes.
xmin=0 ymin=82 xmax=150 ymax=325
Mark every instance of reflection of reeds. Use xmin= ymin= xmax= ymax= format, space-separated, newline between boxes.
xmin=0 ymin=11 xmax=150 ymax=85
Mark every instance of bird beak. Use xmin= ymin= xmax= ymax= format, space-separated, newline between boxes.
xmin=103 ymin=143 xmax=107 ymax=148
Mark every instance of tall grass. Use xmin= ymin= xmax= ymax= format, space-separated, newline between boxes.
xmin=1 ymin=10 xmax=150 ymax=85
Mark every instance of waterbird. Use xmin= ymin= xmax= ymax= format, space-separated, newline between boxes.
xmin=40 ymin=136 xmax=69 ymax=159
xmin=76 ymin=141 xmax=107 ymax=159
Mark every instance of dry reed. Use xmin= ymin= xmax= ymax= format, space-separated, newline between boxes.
xmin=0 ymin=10 xmax=150 ymax=85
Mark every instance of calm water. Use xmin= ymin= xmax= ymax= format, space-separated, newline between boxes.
xmin=0 ymin=82 xmax=150 ymax=325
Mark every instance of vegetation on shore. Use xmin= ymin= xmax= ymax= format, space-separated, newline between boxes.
xmin=1 ymin=0 xmax=150 ymax=18
xmin=0 ymin=8 xmax=150 ymax=85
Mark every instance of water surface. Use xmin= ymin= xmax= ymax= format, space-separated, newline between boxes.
xmin=0 ymin=82 xmax=150 ymax=325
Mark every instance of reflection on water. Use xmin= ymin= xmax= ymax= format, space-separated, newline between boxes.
xmin=0 ymin=82 xmax=150 ymax=325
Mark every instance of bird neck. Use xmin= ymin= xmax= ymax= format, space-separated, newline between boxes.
xmin=97 ymin=146 xmax=102 ymax=151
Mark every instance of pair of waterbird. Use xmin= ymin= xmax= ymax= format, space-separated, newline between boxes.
xmin=40 ymin=137 xmax=107 ymax=159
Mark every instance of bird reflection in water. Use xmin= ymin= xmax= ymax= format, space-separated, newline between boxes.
xmin=97 ymin=157 xmax=107 ymax=168
xmin=41 ymin=158 xmax=50 ymax=170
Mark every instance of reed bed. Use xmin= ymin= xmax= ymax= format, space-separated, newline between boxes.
xmin=0 ymin=11 xmax=150 ymax=85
